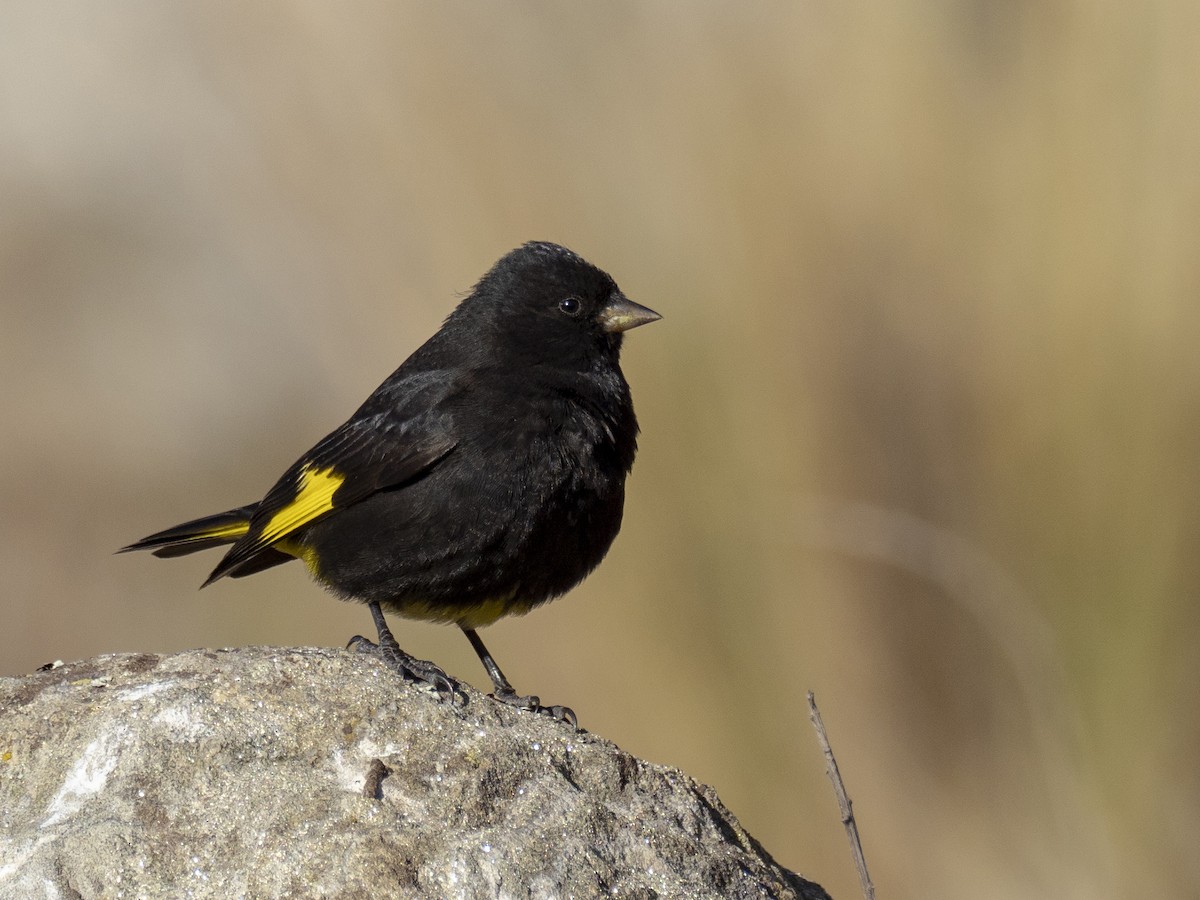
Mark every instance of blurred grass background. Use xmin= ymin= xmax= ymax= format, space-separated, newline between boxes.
xmin=2 ymin=3 xmax=1197 ymax=897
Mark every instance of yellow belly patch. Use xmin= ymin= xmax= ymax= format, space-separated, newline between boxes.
xmin=456 ymin=594 xmax=520 ymax=630
xmin=394 ymin=590 xmax=536 ymax=629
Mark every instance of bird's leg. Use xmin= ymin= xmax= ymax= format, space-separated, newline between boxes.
xmin=348 ymin=600 xmax=464 ymax=704
xmin=461 ymin=626 xmax=577 ymax=728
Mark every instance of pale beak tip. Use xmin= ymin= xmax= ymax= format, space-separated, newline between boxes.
xmin=599 ymin=295 xmax=662 ymax=333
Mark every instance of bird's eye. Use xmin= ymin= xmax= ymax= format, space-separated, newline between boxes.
xmin=558 ymin=296 xmax=582 ymax=316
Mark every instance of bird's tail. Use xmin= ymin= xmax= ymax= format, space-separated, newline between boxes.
xmin=119 ymin=505 xmax=257 ymax=558
xmin=122 ymin=504 xmax=300 ymax=584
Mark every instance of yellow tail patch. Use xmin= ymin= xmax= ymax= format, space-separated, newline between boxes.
xmin=261 ymin=464 xmax=345 ymax=544
xmin=203 ymin=521 xmax=251 ymax=541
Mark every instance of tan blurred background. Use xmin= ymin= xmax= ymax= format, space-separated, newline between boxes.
xmin=2 ymin=3 xmax=1197 ymax=897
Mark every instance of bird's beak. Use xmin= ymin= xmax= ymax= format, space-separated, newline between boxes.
xmin=597 ymin=294 xmax=662 ymax=333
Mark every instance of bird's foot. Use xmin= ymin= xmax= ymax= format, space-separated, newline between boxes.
xmin=347 ymin=634 xmax=466 ymax=706
xmin=490 ymin=687 xmax=578 ymax=729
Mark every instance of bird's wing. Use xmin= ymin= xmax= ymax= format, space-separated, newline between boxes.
xmin=203 ymin=373 xmax=459 ymax=585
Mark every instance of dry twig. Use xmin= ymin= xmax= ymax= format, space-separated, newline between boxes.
xmin=808 ymin=690 xmax=875 ymax=900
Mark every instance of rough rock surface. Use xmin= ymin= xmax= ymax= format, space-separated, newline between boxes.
xmin=0 ymin=647 xmax=830 ymax=899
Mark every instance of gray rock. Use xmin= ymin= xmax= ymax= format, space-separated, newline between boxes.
xmin=0 ymin=647 xmax=830 ymax=899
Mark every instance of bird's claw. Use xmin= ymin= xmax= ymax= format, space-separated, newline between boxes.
xmin=542 ymin=705 xmax=579 ymax=729
xmin=490 ymin=687 xmax=578 ymax=729
xmin=347 ymin=634 xmax=466 ymax=706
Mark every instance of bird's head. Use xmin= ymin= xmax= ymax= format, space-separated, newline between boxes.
xmin=454 ymin=242 xmax=660 ymax=372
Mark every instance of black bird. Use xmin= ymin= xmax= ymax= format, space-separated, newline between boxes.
xmin=122 ymin=242 xmax=660 ymax=725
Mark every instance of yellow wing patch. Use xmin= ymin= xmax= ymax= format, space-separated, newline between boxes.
xmin=260 ymin=464 xmax=345 ymax=545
